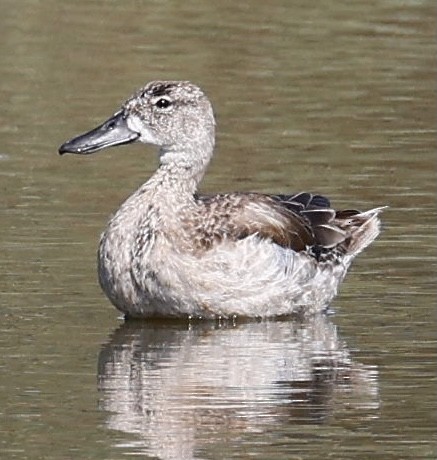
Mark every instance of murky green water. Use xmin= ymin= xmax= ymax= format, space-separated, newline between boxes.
xmin=1 ymin=1 xmax=435 ymax=459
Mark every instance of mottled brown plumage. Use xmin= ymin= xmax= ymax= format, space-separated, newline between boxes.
xmin=179 ymin=191 xmax=360 ymax=257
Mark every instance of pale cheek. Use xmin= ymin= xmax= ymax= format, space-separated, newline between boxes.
xmin=127 ymin=117 xmax=158 ymax=145
xmin=140 ymin=129 xmax=159 ymax=145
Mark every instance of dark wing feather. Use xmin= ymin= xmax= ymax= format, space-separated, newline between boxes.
xmin=191 ymin=191 xmax=357 ymax=253
xmin=192 ymin=193 xmax=312 ymax=251
xmin=271 ymin=192 xmax=354 ymax=249
xmin=275 ymin=192 xmax=331 ymax=209
xmin=189 ymin=192 xmax=383 ymax=262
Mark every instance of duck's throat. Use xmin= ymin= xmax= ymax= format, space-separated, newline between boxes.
xmin=153 ymin=144 xmax=213 ymax=195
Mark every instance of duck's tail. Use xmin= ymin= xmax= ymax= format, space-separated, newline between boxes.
xmin=338 ymin=206 xmax=387 ymax=257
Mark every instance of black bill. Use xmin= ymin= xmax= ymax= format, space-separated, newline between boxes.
xmin=59 ymin=111 xmax=140 ymax=155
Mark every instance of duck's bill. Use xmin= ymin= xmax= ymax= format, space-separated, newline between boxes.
xmin=59 ymin=111 xmax=140 ymax=155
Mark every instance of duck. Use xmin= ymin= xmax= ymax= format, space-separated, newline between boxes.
xmin=59 ymin=80 xmax=384 ymax=319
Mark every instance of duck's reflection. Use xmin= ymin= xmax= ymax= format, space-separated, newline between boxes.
xmin=98 ymin=315 xmax=379 ymax=459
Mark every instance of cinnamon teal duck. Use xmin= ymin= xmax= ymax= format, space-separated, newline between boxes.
xmin=59 ymin=80 xmax=384 ymax=318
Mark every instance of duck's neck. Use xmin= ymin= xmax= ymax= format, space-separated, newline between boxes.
xmin=146 ymin=140 xmax=214 ymax=197
xmin=112 ymin=142 xmax=213 ymax=237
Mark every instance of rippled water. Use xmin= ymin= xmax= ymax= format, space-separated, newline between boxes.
xmin=1 ymin=1 xmax=436 ymax=459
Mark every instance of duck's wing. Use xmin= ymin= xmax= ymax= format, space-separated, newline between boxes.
xmin=194 ymin=191 xmax=351 ymax=252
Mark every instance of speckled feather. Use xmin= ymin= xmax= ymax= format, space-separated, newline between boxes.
xmin=59 ymin=80 xmax=384 ymax=318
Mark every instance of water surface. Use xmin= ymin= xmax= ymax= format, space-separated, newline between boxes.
xmin=0 ymin=1 xmax=435 ymax=459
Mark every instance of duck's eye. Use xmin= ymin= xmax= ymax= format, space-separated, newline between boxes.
xmin=155 ymin=98 xmax=172 ymax=109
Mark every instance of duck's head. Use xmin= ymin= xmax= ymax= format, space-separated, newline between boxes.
xmin=59 ymin=81 xmax=216 ymax=162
